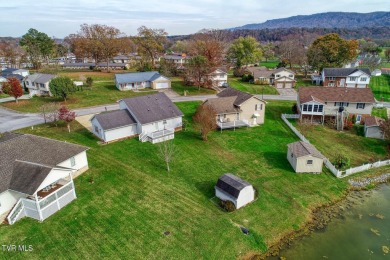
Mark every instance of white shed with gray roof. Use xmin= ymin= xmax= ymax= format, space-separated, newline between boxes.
xmin=215 ymin=173 xmax=255 ymax=209
xmin=287 ymin=141 xmax=324 ymax=173
xmin=115 ymin=71 xmax=171 ymax=91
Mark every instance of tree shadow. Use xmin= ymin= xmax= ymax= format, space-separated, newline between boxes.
xmin=262 ymin=151 xmax=292 ymax=171
xmin=194 ymin=180 xmax=216 ymax=199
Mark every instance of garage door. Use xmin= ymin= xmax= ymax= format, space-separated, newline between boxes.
xmin=276 ymin=83 xmax=283 ymax=88
xmin=155 ymin=82 xmax=169 ymax=89
xmin=284 ymin=83 xmax=292 ymax=88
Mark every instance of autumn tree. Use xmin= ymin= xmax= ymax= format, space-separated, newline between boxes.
xmin=0 ymin=42 xmax=20 ymax=68
xmin=65 ymin=24 xmax=130 ymax=70
xmin=359 ymin=39 xmax=381 ymax=55
xmin=20 ymin=28 xmax=55 ymax=69
xmin=58 ymin=106 xmax=76 ymax=132
xmin=193 ymin=104 xmax=217 ymax=141
xmin=307 ymin=33 xmax=358 ymax=70
xmin=261 ymin=43 xmax=275 ymax=62
xmin=157 ymin=140 xmax=176 ymax=172
xmin=3 ymin=77 xmax=23 ymax=103
xmin=227 ymin=36 xmax=263 ymax=68
xmin=49 ymin=76 xmax=77 ymax=101
xmin=385 ymin=49 xmax=390 ymax=62
xmin=134 ymin=26 xmax=167 ymax=69
xmin=40 ymin=102 xmax=60 ymax=124
xmin=185 ymin=55 xmax=210 ymax=90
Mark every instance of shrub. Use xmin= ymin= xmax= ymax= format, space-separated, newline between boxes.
xmin=292 ymin=103 xmax=298 ymax=114
xmin=220 ymin=200 xmax=236 ymax=212
xmin=333 ymin=153 xmax=350 ymax=169
xmin=351 ymin=115 xmax=356 ymax=124
xmin=343 ymin=120 xmax=353 ymax=130
xmin=353 ymin=124 xmax=365 ymax=136
xmin=241 ymin=74 xmax=254 ymax=82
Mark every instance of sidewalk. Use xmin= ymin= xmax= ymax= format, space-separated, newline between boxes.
xmin=0 ymin=94 xmax=30 ymax=103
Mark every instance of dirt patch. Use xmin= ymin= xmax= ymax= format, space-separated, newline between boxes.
xmin=76 ymin=114 xmax=96 ymax=131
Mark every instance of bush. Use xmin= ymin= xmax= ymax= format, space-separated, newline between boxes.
xmin=220 ymin=200 xmax=236 ymax=212
xmin=333 ymin=153 xmax=350 ymax=169
xmin=292 ymin=103 xmax=298 ymax=114
xmin=353 ymin=124 xmax=365 ymax=136
xmin=343 ymin=120 xmax=353 ymax=130
xmin=241 ymin=74 xmax=254 ymax=82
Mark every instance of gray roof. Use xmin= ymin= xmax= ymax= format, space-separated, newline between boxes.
xmin=9 ymin=161 xmax=54 ymax=195
xmin=115 ymin=72 xmax=168 ymax=84
xmin=25 ymin=73 xmax=56 ymax=84
xmin=203 ymin=96 xmax=239 ymax=114
xmin=0 ymin=132 xmax=88 ymax=194
xmin=322 ymin=68 xmax=371 ymax=77
xmin=288 ymin=141 xmax=324 ymax=159
xmin=93 ymin=110 xmax=136 ymax=130
xmin=63 ymin=63 xmax=95 ymax=67
xmin=121 ymin=92 xmax=183 ymax=124
xmin=216 ymin=173 xmax=252 ymax=199
xmin=217 ymin=88 xmax=254 ymax=106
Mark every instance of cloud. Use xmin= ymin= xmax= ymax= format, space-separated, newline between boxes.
xmin=0 ymin=0 xmax=388 ymax=37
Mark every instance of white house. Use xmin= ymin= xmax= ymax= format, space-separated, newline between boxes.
xmin=1 ymin=68 xmax=30 ymax=77
xmin=115 ymin=71 xmax=171 ymax=91
xmin=24 ymin=73 xmax=56 ymax=97
xmin=0 ymin=132 xmax=89 ymax=225
xmin=364 ymin=116 xmax=384 ymax=139
xmin=287 ymin=141 xmax=324 ymax=173
xmin=321 ymin=68 xmax=371 ymax=88
xmin=246 ymin=67 xmax=296 ymax=88
xmin=91 ymin=92 xmax=183 ymax=144
xmin=206 ymin=69 xmax=228 ymax=87
xmin=215 ymin=173 xmax=255 ymax=209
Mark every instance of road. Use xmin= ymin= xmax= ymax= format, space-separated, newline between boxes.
xmin=0 ymin=93 xmax=297 ymax=133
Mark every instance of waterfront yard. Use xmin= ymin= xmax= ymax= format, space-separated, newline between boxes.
xmin=0 ymin=101 xmax=359 ymax=259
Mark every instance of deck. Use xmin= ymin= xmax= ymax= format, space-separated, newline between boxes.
xmin=217 ymin=120 xmax=249 ymax=130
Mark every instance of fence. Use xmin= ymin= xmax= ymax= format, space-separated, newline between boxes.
xmin=281 ymin=114 xmax=390 ymax=178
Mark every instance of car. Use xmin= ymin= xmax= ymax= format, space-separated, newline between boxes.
xmin=221 ymin=82 xmax=229 ymax=88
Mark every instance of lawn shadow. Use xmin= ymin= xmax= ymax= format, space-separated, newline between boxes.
xmin=262 ymin=151 xmax=292 ymax=171
xmin=195 ymin=180 xmax=216 ymax=199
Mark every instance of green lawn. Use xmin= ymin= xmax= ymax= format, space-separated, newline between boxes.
xmin=0 ymin=81 xmax=154 ymax=113
xmin=0 ymin=93 xmax=9 ymax=98
xmin=228 ymin=77 xmax=279 ymax=95
xmin=296 ymin=123 xmax=388 ymax=167
xmin=369 ymin=74 xmax=390 ymax=101
xmin=295 ymin=75 xmax=313 ymax=88
xmin=0 ymin=100 xmax=369 ymax=259
xmin=170 ymin=77 xmax=216 ymax=96
xmin=259 ymin=60 xmax=279 ymax=69
xmin=372 ymin=107 xmax=388 ymax=119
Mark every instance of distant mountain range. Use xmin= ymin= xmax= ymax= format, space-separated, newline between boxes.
xmin=231 ymin=12 xmax=390 ymax=30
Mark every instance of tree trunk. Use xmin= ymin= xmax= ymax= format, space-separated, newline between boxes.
xmin=15 ymin=97 xmax=18 ymax=103
xmin=67 ymin=123 xmax=71 ymax=133
xmin=166 ymin=161 xmax=170 ymax=172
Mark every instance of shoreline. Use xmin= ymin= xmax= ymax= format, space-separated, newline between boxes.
xmin=254 ymin=173 xmax=390 ymax=259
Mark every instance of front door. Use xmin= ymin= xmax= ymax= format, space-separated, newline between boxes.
xmin=253 ymin=117 xmax=257 ymax=125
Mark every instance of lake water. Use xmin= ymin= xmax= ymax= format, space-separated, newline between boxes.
xmin=273 ymin=184 xmax=390 ymax=260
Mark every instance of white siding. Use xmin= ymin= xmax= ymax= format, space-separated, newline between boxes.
xmin=36 ymin=169 xmax=72 ymax=193
xmin=103 ymin=125 xmax=137 ymax=142
xmin=140 ymin=117 xmax=182 ymax=134
xmin=0 ymin=190 xmax=26 ymax=216
xmin=365 ymin=126 xmax=384 ymax=139
xmin=215 ymin=186 xmax=255 ymax=209
xmin=57 ymin=151 xmax=89 ymax=175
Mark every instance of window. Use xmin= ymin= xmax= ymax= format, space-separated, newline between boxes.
xmin=335 ymin=102 xmax=349 ymax=107
xmin=308 ymin=105 xmax=313 ymax=111
xmin=255 ymin=104 xmax=263 ymax=111
xmin=307 ymin=160 xmax=313 ymax=165
xmin=26 ymin=81 xmax=29 ymax=85
xmin=328 ymin=83 xmax=335 ymax=87
xmin=360 ymin=77 xmax=367 ymax=82
xmin=289 ymin=74 xmax=293 ymax=77
xmin=303 ymin=104 xmax=308 ymax=112
xmin=70 ymin=157 xmax=76 ymax=167
xmin=328 ymin=77 xmax=336 ymax=81
xmin=276 ymin=74 xmax=280 ymax=78
xmin=163 ymin=120 xmax=167 ymax=124
xmin=349 ymin=77 xmax=357 ymax=81
xmin=94 ymin=126 xmax=99 ymax=133
xmin=318 ymin=105 xmax=323 ymax=112
xmin=40 ymin=83 xmax=45 ymax=88
xmin=356 ymin=115 xmax=362 ymax=122
xmin=291 ymin=153 xmax=294 ymax=158
xmin=356 ymin=103 xmax=365 ymax=109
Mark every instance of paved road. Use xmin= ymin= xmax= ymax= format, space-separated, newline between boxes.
xmin=0 ymin=93 xmax=297 ymax=133
xmin=0 ymin=94 xmax=31 ymax=103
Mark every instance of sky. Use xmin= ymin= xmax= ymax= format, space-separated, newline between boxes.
xmin=1 ymin=0 xmax=389 ymax=38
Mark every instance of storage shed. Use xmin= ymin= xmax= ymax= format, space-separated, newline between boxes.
xmin=365 ymin=116 xmax=384 ymax=139
xmin=215 ymin=173 xmax=255 ymax=209
xmin=287 ymin=141 xmax=324 ymax=173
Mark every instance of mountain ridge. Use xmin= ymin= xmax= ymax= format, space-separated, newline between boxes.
xmin=231 ymin=12 xmax=390 ymax=30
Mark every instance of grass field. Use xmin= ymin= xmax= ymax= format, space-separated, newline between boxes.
xmin=228 ymin=77 xmax=279 ymax=95
xmin=170 ymin=77 xmax=216 ymax=96
xmin=369 ymin=74 xmax=390 ymax=101
xmin=2 ymin=101 xmax=379 ymax=259
xmin=0 ymin=93 xmax=9 ymax=98
xmin=295 ymin=75 xmax=313 ymax=88
xmin=296 ymin=123 xmax=388 ymax=168
xmin=372 ymin=107 xmax=388 ymax=119
xmin=259 ymin=61 xmax=279 ymax=69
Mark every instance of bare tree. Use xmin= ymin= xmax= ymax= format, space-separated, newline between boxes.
xmin=193 ymin=104 xmax=217 ymax=141
xmin=157 ymin=140 xmax=176 ymax=172
xmin=40 ymin=102 xmax=60 ymax=124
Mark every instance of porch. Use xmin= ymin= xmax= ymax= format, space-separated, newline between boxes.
xmin=139 ymin=129 xmax=175 ymax=144
xmin=7 ymin=179 xmax=76 ymax=225
xmin=217 ymin=119 xmax=250 ymax=130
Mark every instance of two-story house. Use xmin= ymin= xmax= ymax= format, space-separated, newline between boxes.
xmin=24 ymin=73 xmax=56 ymax=97
xmin=321 ymin=68 xmax=371 ymax=88
xmin=246 ymin=67 xmax=296 ymax=88
xmin=91 ymin=92 xmax=183 ymax=143
xmin=206 ymin=69 xmax=228 ymax=87
xmin=203 ymin=88 xmax=266 ymax=130
xmin=298 ymin=87 xmax=375 ymax=124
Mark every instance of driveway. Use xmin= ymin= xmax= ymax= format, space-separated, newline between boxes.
xmin=276 ymin=88 xmax=297 ymax=97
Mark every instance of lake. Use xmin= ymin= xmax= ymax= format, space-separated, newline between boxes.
xmin=272 ymin=184 xmax=390 ymax=259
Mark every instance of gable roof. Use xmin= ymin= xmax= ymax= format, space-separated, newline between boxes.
xmin=121 ymin=92 xmax=183 ymax=124
xmin=272 ymin=67 xmax=295 ymax=75
xmin=322 ymin=68 xmax=371 ymax=77
xmin=115 ymin=72 xmax=168 ymax=84
xmin=216 ymin=173 xmax=252 ymax=199
xmin=203 ymin=96 xmax=239 ymax=114
xmin=217 ymin=88 xmax=254 ymax=106
xmin=0 ymin=132 xmax=88 ymax=194
xmin=25 ymin=73 xmax=55 ymax=84
xmin=288 ymin=141 xmax=324 ymax=159
xmin=365 ymin=116 xmax=384 ymax=127
xmin=299 ymin=87 xmax=375 ymax=104
xmin=92 ymin=110 xmax=136 ymax=130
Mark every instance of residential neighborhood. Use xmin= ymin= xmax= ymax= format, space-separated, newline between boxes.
xmin=0 ymin=2 xmax=390 ymax=259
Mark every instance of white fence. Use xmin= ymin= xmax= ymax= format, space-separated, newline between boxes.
xmin=281 ymin=114 xmax=390 ymax=178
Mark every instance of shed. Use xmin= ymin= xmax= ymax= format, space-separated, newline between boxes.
xmin=287 ymin=141 xmax=324 ymax=173
xmin=215 ymin=173 xmax=255 ymax=209
xmin=364 ymin=116 xmax=384 ymax=139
